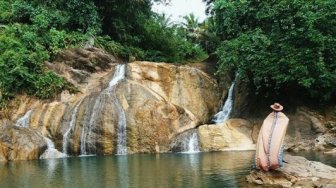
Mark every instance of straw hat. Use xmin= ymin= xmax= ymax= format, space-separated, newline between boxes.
xmin=270 ymin=103 xmax=283 ymax=112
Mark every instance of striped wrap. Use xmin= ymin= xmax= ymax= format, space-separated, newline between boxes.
xmin=255 ymin=112 xmax=289 ymax=171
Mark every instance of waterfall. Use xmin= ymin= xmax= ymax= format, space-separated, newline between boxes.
xmin=185 ymin=132 xmax=200 ymax=153
xmin=45 ymin=137 xmax=56 ymax=150
xmin=40 ymin=137 xmax=66 ymax=159
xmin=80 ymin=95 xmax=102 ymax=155
xmin=212 ymin=78 xmax=236 ymax=124
xmin=15 ymin=110 xmax=33 ymax=127
xmin=63 ymin=100 xmax=82 ymax=155
xmin=80 ymin=64 xmax=127 ymax=155
xmin=108 ymin=64 xmax=127 ymax=155
xmin=15 ymin=109 xmax=65 ymax=158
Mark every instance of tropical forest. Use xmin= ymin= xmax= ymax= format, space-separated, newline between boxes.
xmin=0 ymin=0 xmax=335 ymax=187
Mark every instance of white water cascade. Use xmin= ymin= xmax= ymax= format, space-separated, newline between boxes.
xmin=212 ymin=79 xmax=236 ymax=124
xmin=186 ymin=132 xmax=200 ymax=153
xmin=80 ymin=94 xmax=102 ymax=155
xmin=15 ymin=110 xmax=65 ymax=158
xmin=40 ymin=137 xmax=65 ymax=158
xmin=175 ymin=131 xmax=200 ymax=153
xmin=80 ymin=64 xmax=127 ymax=155
xmin=15 ymin=110 xmax=33 ymax=127
xmin=63 ymin=100 xmax=82 ymax=155
xmin=109 ymin=64 xmax=127 ymax=155
xmin=40 ymin=136 xmax=66 ymax=159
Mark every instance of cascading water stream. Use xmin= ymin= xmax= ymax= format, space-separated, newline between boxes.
xmin=108 ymin=64 xmax=127 ymax=155
xmin=15 ymin=110 xmax=33 ymax=127
xmin=43 ymin=137 xmax=57 ymax=156
xmin=63 ymin=100 xmax=82 ymax=155
xmin=80 ymin=64 xmax=127 ymax=155
xmin=212 ymin=76 xmax=237 ymax=124
xmin=15 ymin=110 xmax=65 ymax=158
xmin=185 ymin=132 xmax=200 ymax=153
xmin=80 ymin=96 xmax=101 ymax=155
xmin=174 ymin=131 xmax=200 ymax=154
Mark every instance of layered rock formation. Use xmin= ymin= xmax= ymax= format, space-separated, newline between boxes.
xmin=246 ymin=154 xmax=336 ymax=187
xmin=0 ymin=48 xmax=223 ymax=161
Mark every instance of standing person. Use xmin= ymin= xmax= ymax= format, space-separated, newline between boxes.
xmin=255 ymin=103 xmax=289 ymax=171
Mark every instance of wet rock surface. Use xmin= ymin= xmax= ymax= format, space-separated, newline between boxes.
xmin=1 ymin=50 xmax=223 ymax=160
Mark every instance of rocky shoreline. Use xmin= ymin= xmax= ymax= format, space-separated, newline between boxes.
xmin=246 ymin=154 xmax=336 ymax=187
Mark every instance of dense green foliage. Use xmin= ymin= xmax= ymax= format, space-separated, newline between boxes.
xmin=213 ymin=0 xmax=336 ymax=100
xmin=0 ymin=0 xmax=207 ymax=107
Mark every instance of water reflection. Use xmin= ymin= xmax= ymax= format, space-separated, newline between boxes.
xmin=0 ymin=151 xmax=263 ymax=187
xmin=116 ymin=156 xmax=129 ymax=188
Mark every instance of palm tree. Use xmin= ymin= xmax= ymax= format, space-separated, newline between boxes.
xmin=182 ymin=13 xmax=202 ymax=42
xmin=155 ymin=13 xmax=174 ymax=29
xmin=182 ymin=13 xmax=199 ymax=30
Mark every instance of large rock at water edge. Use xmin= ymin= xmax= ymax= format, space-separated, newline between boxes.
xmin=246 ymin=154 xmax=336 ymax=187
xmin=0 ymin=126 xmax=46 ymax=161
xmin=198 ymin=119 xmax=256 ymax=151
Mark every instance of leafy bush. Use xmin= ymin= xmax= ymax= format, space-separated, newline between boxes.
xmin=33 ymin=72 xmax=68 ymax=99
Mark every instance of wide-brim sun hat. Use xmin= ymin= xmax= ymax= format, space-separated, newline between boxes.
xmin=270 ymin=103 xmax=283 ymax=111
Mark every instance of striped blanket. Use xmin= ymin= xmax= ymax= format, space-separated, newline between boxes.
xmin=255 ymin=112 xmax=289 ymax=171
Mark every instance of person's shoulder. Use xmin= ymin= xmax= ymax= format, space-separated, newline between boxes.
xmin=278 ymin=112 xmax=289 ymax=120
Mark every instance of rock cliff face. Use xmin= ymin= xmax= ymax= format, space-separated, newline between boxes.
xmin=285 ymin=107 xmax=336 ymax=152
xmin=0 ymin=48 xmax=222 ymax=161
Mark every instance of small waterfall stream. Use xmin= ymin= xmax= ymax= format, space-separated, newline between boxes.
xmin=80 ymin=64 xmax=127 ymax=155
xmin=109 ymin=64 xmax=127 ymax=155
xmin=42 ymin=137 xmax=64 ymax=158
xmin=172 ymin=131 xmax=200 ymax=153
xmin=212 ymin=78 xmax=236 ymax=124
xmin=63 ymin=100 xmax=82 ymax=155
xmin=15 ymin=110 xmax=65 ymax=158
xmin=15 ymin=110 xmax=33 ymax=127
xmin=184 ymin=132 xmax=200 ymax=153
xmin=80 ymin=95 xmax=102 ymax=155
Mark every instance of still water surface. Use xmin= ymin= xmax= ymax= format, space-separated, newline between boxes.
xmin=0 ymin=151 xmax=334 ymax=188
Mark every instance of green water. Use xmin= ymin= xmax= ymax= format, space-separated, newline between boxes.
xmin=0 ymin=151 xmax=255 ymax=188
xmin=0 ymin=151 xmax=335 ymax=188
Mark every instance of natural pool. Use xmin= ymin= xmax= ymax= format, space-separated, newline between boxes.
xmin=0 ymin=151 xmax=334 ymax=188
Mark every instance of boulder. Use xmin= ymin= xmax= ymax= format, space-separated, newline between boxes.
xmin=198 ymin=119 xmax=256 ymax=151
xmin=0 ymin=125 xmax=46 ymax=161
xmin=246 ymin=154 xmax=336 ymax=187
